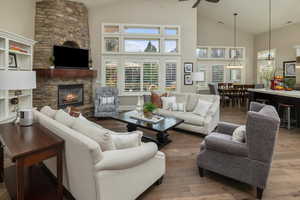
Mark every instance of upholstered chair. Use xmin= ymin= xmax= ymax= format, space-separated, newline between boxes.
xmin=197 ymin=102 xmax=280 ymax=199
xmin=94 ymin=87 xmax=120 ymax=117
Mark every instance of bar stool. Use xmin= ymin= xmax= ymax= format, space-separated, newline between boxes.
xmin=278 ymin=103 xmax=297 ymax=130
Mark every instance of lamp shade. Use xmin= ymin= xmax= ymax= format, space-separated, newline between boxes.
xmin=0 ymin=71 xmax=36 ymax=90
xmin=192 ymin=72 xmax=205 ymax=82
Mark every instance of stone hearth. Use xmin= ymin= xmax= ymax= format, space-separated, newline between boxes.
xmin=33 ymin=0 xmax=94 ymax=116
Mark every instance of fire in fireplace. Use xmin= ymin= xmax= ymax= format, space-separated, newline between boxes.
xmin=58 ymin=84 xmax=84 ymax=108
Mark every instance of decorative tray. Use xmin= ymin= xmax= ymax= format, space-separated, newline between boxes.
xmin=130 ymin=114 xmax=164 ymax=124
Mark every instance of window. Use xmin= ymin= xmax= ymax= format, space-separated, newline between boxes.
xmin=228 ymin=69 xmax=242 ymax=82
xmin=165 ymin=40 xmax=178 ymax=53
xmin=102 ymin=23 xmax=181 ymax=94
xmin=212 ymin=65 xmax=225 ymax=83
xmin=196 ymin=47 xmax=208 ymax=58
xmin=124 ymin=62 xmax=142 ymax=92
xmin=165 ymin=62 xmax=177 ymax=91
xmin=211 ymin=48 xmax=225 ymax=58
xmin=143 ymin=63 xmax=159 ymax=91
xmin=104 ymin=38 xmax=119 ymax=52
xmin=124 ymin=27 xmax=160 ymax=34
xmin=229 ymin=48 xmax=244 ymax=59
xmin=104 ymin=61 xmax=118 ymax=87
xmin=165 ymin=28 xmax=178 ymax=35
xmin=124 ymin=39 xmax=160 ymax=53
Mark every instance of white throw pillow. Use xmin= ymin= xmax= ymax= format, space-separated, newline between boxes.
xmin=72 ymin=118 xmax=116 ymax=151
xmin=232 ymin=125 xmax=246 ymax=143
xmin=172 ymin=103 xmax=186 ymax=112
xmin=54 ymin=109 xmax=75 ymax=127
xmin=193 ymin=99 xmax=213 ymax=117
xmin=111 ymin=131 xmax=143 ymax=149
xmin=40 ymin=106 xmax=57 ymax=119
xmin=100 ymin=96 xmax=115 ymax=105
xmin=161 ymin=96 xmax=176 ymax=110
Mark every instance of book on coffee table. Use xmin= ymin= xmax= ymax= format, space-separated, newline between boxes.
xmin=129 ymin=112 xmax=164 ymax=124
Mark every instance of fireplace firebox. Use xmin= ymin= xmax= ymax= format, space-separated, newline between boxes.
xmin=58 ymin=84 xmax=84 ymax=108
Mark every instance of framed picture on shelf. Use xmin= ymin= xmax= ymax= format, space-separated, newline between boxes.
xmin=184 ymin=62 xmax=193 ymax=73
xmin=184 ymin=74 xmax=193 ymax=85
xmin=9 ymin=53 xmax=17 ymax=68
xmin=283 ymin=61 xmax=296 ymax=77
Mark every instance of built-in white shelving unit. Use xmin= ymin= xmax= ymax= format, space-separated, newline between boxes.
xmin=0 ymin=30 xmax=35 ymax=123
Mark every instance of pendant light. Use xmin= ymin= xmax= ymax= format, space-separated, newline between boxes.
xmin=266 ymin=0 xmax=274 ymax=65
xmin=227 ymin=13 xmax=243 ymax=69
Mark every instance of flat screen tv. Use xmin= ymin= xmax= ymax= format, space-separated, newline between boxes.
xmin=53 ymin=45 xmax=89 ymax=69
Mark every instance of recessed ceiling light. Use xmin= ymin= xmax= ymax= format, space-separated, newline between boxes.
xmin=286 ymin=21 xmax=293 ymax=24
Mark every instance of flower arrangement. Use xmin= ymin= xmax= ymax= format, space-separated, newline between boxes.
xmin=143 ymin=103 xmax=157 ymax=118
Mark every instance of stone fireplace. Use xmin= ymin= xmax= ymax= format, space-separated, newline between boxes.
xmin=33 ymin=0 xmax=95 ymax=116
xmin=58 ymin=84 xmax=84 ymax=108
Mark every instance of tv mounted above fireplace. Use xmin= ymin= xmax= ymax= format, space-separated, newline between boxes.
xmin=53 ymin=45 xmax=89 ymax=69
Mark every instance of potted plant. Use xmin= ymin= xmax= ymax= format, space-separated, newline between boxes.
xmin=143 ymin=103 xmax=157 ymax=118
xmin=284 ymin=78 xmax=296 ymax=91
xmin=49 ymin=56 xmax=55 ymax=69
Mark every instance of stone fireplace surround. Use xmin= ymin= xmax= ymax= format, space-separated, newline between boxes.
xmin=33 ymin=0 xmax=95 ymax=116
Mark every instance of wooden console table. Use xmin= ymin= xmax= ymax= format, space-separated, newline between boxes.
xmin=0 ymin=123 xmax=64 ymax=200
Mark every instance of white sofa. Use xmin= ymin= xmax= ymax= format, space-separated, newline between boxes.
xmin=33 ymin=109 xmax=166 ymax=200
xmin=154 ymin=92 xmax=220 ymax=135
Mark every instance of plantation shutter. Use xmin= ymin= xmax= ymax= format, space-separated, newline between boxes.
xmin=143 ymin=62 xmax=159 ymax=91
xmin=124 ymin=62 xmax=142 ymax=92
xmin=105 ymin=61 xmax=118 ymax=87
xmin=165 ymin=62 xmax=177 ymax=91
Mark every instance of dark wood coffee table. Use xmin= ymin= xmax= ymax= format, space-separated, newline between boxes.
xmin=111 ymin=111 xmax=184 ymax=148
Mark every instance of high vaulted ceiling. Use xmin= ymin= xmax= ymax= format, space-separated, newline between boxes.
xmin=72 ymin=0 xmax=300 ymax=35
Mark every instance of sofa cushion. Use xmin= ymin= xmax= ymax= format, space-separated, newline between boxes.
xmin=40 ymin=106 xmax=57 ymax=119
xmin=111 ymin=131 xmax=143 ymax=149
xmin=170 ymin=92 xmax=189 ymax=103
xmin=156 ymin=109 xmax=204 ymax=126
xmin=54 ymin=109 xmax=75 ymax=127
xmin=186 ymin=94 xmax=199 ymax=112
xmin=72 ymin=118 xmax=116 ymax=151
xmin=161 ymin=96 xmax=176 ymax=110
xmin=205 ymin=132 xmax=248 ymax=157
xmin=193 ymin=99 xmax=213 ymax=117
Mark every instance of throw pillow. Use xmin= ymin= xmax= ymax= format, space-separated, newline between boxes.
xmin=161 ymin=96 xmax=176 ymax=110
xmin=54 ymin=109 xmax=75 ymax=127
xmin=111 ymin=131 xmax=143 ymax=149
xmin=100 ymin=96 xmax=115 ymax=105
xmin=151 ymin=92 xmax=167 ymax=108
xmin=232 ymin=125 xmax=246 ymax=143
xmin=172 ymin=103 xmax=186 ymax=112
xmin=72 ymin=118 xmax=116 ymax=151
xmin=40 ymin=106 xmax=57 ymax=119
xmin=193 ymin=99 xmax=213 ymax=117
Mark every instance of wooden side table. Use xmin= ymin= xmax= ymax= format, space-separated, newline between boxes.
xmin=0 ymin=123 xmax=65 ymax=200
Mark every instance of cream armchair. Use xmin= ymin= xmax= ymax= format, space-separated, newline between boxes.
xmin=34 ymin=110 xmax=166 ymax=200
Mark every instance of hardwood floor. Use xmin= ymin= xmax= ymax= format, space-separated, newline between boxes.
xmin=1 ymin=106 xmax=300 ymax=200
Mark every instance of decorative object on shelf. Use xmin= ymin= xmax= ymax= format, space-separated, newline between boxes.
xmin=143 ymin=102 xmax=157 ymax=118
xmin=8 ymin=53 xmax=17 ymax=68
xmin=49 ymin=56 xmax=55 ymax=68
xmin=184 ymin=74 xmax=193 ymax=85
xmin=226 ymin=13 xmax=243 ymax=69
xmin=0 ymin=71 xmax=36 ymax=124
xmin=184 ymin=62 xmax=193 ymax=73
xmin=9 ymin=44 xmax=28 ymax=54
xmin=283 ymin=61 xmax=296 ymax=77
xmin=192 ymin=72 xmax=205 ymax=89
xmin=266 ymin=0 xmax=274 ymax=65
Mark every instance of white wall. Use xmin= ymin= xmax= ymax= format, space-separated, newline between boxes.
xmin=197 ymin=15 xmax=255 ymax=83
xmin=89 ymin=0 xmax=197 ymax=106
xmin=254 ymin=23 xmax=300 ymax=83
xmin=0 ymin=0 xmax=36 ymax=39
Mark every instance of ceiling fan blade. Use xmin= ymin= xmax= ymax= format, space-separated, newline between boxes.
xmin=192 ymin=0 xmax=202 ymax=8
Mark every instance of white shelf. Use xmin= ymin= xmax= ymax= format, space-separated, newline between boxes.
xmin=8 ymin=94 xmax=31 ymax=99
xmin=9 ymin=50 xmax=31 ymax=56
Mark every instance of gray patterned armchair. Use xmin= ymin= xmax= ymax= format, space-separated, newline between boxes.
xmin=197 ymin=102 xmax=280 ymax=199
xmin=94 ymin=87 xmax=120 ymax=117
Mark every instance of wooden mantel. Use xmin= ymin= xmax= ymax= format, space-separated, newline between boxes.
xmin=35 ymin=68 xmax=97 ymax=79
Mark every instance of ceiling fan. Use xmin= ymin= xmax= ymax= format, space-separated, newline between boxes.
xmin=179 ymin=0 xmax=220 ymax=8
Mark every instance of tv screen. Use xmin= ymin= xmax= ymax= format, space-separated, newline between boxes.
xmin=53 ymin=46 xmax=89 ymax=69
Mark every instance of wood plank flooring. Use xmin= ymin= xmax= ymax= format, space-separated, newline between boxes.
xmin=1 ymin=106 xmax=300 ymax=200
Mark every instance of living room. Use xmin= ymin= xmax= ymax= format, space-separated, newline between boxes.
xmin=0 ymin=0 xmax=300 ymax=199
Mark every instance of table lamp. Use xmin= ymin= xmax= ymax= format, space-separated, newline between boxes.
xmin=192 ymin=72 xmax=205 ymax=90
xmin=0 ymin=71 xmax=36 ymax=123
